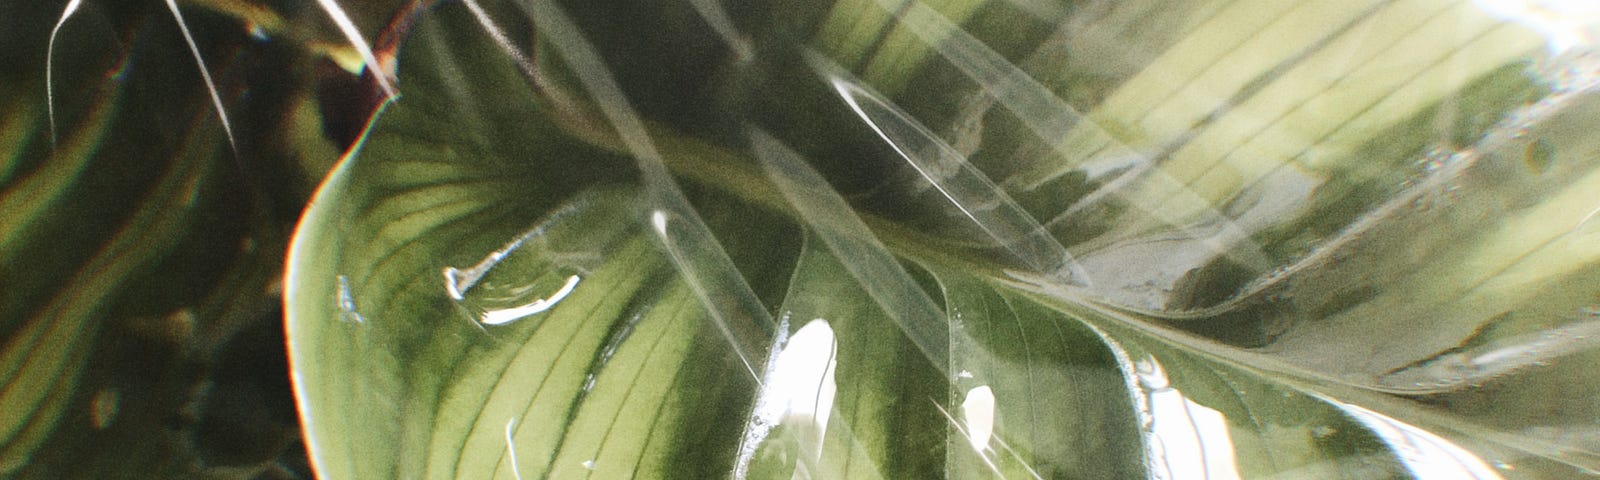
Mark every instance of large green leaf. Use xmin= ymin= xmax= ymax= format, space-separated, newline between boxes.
xmin=287 ymin=0 xmax=1600 ymax=478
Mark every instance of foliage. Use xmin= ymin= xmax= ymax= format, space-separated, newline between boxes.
xmin=5 ymin=0 xmax=1600 ymax=479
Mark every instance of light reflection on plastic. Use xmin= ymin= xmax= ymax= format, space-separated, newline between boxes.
xmin=1377 ymin=318 xmax=1600 ymax=392
xmin=1333 ymin=403 xmax=1504 ymax=479
xmin=767 ymin=319 xmax=838 ymax=450
xmin=505 ymin=418 xmax=524 ymax=480
xmin=473 ymin=274 xmax=580 ymax=326
xmin=1135 ymin=357 xmax=1241 ymax=480
xmin=1574 ymin=204 xmax=1600 ymax=238
xmin=733 ymin=319 xmax=838 ymax=479
xmin=824 ymin=75 xmax=1086 ymax=286
xmin=960 ymin=386 xmax=996 ymax=453
xmin=1474 ymin=0 xmax=1600 ymax=53
xmin=650 ymin=210 xmax=669 ymax=236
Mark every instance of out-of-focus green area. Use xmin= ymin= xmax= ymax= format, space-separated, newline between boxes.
xmin=0 ymin=0 xmax=394 ymax=477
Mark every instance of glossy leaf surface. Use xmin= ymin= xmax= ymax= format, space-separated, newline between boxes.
xmin=287 ymin=0 xmax=1600 ymax=478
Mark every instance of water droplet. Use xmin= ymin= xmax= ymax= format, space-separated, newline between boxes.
xmin=336 ymin=275 xmax=365 ymax=324
xmin=439 ymin=192 xmax=640 ymax=328
xmin=445 ymin=263 xmax=582 ymax=326
xmin=440 ymin=234 xmax=585 ymax=328
xmin=581 ymin=460 xmax=595 ymax=470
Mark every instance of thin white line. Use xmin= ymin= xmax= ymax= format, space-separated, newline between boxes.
xmin=313 ymin=0 xmax=398 ymax=99
xmin=505 ymin=418 xmax=525 ymax=480
xmin=930 ymin=398 xmax=1007 ymax=478
xmin=529 ymin=0 xmax=775 ymax=382
xmin=1573 ymin=203 xmax=1600 ymax=237
xmin=684 ymin=0 xmax=753 ymax=61
xmin=46 ymin=0 xmax=85 ymax=148
xmin=460 ymin=0 xmax=539 ymax=78
xmin=162 ymin=0 xmax=238 ymax=155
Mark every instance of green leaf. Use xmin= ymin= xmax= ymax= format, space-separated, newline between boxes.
xmin=287 ymin=0 xmax=1600 ymax=478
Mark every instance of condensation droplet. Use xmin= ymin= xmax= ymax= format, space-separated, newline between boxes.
xmin=437 ymin=193 xmax=639 ymax=329
xmin=439 ymin=210 xmax=616 ymax=329
xmin=336 ymin=275 xmax=365 ymax=324
xmin=445 ymin=265 xmax=582 ymax=326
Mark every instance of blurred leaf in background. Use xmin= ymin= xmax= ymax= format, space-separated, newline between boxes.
xmin=0 ymin=0 xmax=385 ymax=477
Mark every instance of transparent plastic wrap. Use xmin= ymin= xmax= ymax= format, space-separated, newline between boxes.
xmin=7 ymin=0 xmax=1600 ymax=478
xmin=283 ymin=0 xmax=1600 ymax=478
